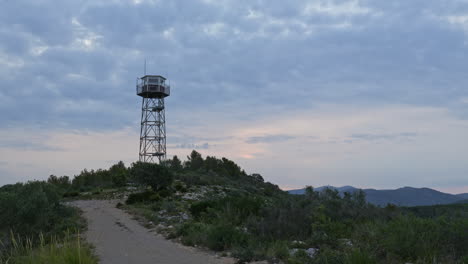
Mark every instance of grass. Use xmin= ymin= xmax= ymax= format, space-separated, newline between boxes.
xmin=1 ymin=232 xmax=97 ymax=264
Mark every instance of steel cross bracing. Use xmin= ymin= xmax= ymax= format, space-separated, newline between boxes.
xmin=139 ymin=97 xmax=166 ymax=163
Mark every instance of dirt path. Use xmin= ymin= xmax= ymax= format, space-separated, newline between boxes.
xmin=73 ymin=200 xmax=235 ymax=264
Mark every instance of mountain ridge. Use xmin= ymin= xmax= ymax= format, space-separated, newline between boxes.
xmin=288 ymin=186 xmax=468 ymax=207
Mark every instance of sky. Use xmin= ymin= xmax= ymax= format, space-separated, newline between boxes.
xmin=1 ymin=0 xmax=468 ymax=194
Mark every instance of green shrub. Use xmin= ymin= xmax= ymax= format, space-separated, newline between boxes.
xmin=63 ymin=191 xmax=79 ymax=198
xmin=206 ymin=224 xmax=247 ymax=251
xmin=288 ymin=249 xmax=313 ymax=264
xmin=125 ymin=191 xmax=154 ymax=205
xmin=265 ymin=240 xmax=289 ymax=260
xmin=3 ymin=232 xmax=97 ymax=264
xmin=189 ymin=200 xmax=217 ymax=219
xmin=313 ymin=248 xmax=345 ymax=264
xmin=0 ymin=182 xmax=80 ymax=238
xmin=231 ymin=245 xmax=255 ymax=263
xmin=130 ymin=162 xmax=173 ymax=191
xmin=345 ymin=249 xmax=376 ymax=264
xmin=158 ymin=189 xmax=171 ymax=198
xmin=160 ymin=200 xmax=178 ymax=214
xmin=149 ymin=193 xmax=161 ymax=202
xmin=174 ymin=181 xmax=186 ymax=192
xmin=177 ymin=222 xmax=210 ymax=246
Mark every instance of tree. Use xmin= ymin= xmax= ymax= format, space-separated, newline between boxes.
xmin=251 ymin=173 xmax=264 ymax=182
xmin=352 ymin=189 xmax=367 ymax=207
xmin=170 ymin=155 xmax=183 ymax=171
xmin=221 ymin=157 xmax=242 ymax=178
xmin=47 ymin=175 xmax=71 ymax=189
xmin=130 ymin=162 xmax=173 ymax=191
xmin=186 ymin=150 xmax=204 ymax=170
xmin=109 ymin=161 xmax=128 ymax=187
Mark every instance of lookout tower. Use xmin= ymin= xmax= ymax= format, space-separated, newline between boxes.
xmin=136 ymin=75 xmax=170 ymax=163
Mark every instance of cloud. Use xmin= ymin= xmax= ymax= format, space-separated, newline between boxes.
xmin=350 ymin=132 xmax=418 ymax=142
xmin=174 ymin=143 xmax=210 ymax=149
xmin=1 ymin=0 xmax=467 ymax=133
xmin=246 ymin=134 xmax=296 ymax=144
xmin=1 ymin=0 xmax=468 ymax=192
xmin=0 ymin=141 xmax=64 ymax=152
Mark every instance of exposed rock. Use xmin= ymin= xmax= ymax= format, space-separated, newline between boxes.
xmin=339 ymin=238 xmax=353 ymax=247
xmin=291 ymin=240 xmax=305 ymax=246
xmin=305 ymin=248 xmax=318 ymax=258
xmin=290 ymin=247 xmax=317 ymax=258
xmin=180 ymin=212 xmax=189 ymax=220
xmin=289 ymin=248 xmax=299 ymax=255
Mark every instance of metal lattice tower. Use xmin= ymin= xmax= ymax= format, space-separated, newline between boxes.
xmin=136 ymin=75 xmax=170 ymax=163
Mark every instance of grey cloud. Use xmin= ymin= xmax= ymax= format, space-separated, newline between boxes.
xmin=246 ymin=135 xmax=295 ymax=144
xmin=0 ymin=141 xmax=64 ymax=152
xmin=169 ymin=135 xmax=232 ymax=144
xmin=351 ymin=133 xmax=418 ymax=141
xmin=173 ymin=143 xmax=210 ymax=149
xmin=1 ymin=0 xmax=468 ymax=132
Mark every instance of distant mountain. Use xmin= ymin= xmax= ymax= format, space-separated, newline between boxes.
xmin=288 ymin=186 xmax=468 ymax=207
xmin=456 ymin=193 xmax=468 ymax=200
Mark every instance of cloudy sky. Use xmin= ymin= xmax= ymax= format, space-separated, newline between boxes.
xmin=1 ymin=0 xmax=468 ymax=193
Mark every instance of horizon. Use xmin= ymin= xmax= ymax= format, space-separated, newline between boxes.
xmin=1 ymin=0 xmax=468 ymax=193
xmin=1 ymin=157 xmax=465 ymax=195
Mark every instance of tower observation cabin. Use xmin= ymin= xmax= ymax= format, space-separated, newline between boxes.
xmin=136 ymin=75 xmax=171 ymax=163
xmin=136 ymin=75 xmax=170 ymax=98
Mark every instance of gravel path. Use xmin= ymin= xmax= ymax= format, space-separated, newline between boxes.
xmin=73 ymin=200 xmax=236 ymax=264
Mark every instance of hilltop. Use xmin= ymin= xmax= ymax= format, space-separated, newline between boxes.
xmin=1 ymin=150 xmax=467 ymax=264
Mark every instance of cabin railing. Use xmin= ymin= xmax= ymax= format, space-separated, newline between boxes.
xmin=136 ymin=83 xmax=171 ymax=96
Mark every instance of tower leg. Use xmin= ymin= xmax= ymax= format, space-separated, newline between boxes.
xmin=139 ymin=97 xmax=166 ymax=163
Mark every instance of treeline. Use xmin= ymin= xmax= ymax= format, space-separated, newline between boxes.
xmin=47 ymin=160 xmax=128 ymax=193
xmin=51 ymin=150 xmax=278 ymax=196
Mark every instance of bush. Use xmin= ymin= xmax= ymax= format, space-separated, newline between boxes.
xmin=177 ymin=222 xmax=210 ymax=246
xmin=63 ymin=191 xmax=79 ymax=198
xmin=158 ymin=189 xmax=171 ymax=198
xmin=346 ymin=249 xmax=376 ymax=264
xmin=231 ymin=246 xmax=255 ymax=263
xmin=174 ymin=181 xmax=187 ymax=193
xmin=3 ymin=232 xmax=97 ymax=264
xmin=288 ymin=249 xmax=313 ymax=264
xmin=312 ymin=248 xmax=345 ymax=264
xmin=265 ymin=240 xmax=289 ymax=260
xmin=125 ymin=191 xmax=154 ymax=205
xmin=160 ymin=200 xmax=178 ymax=214
xmin=0 ymin=182 xmax=80 ymax=237
xmin=130 ymin=162 xmax=173 ymax=191
xmin=206 ymin=224 xmax=247 ymax=251
xmin=189 ymin=200 xmax=217 ymax=219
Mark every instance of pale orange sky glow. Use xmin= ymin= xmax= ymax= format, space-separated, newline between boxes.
xmin=1 ymin=104 xmax=467 ymax=195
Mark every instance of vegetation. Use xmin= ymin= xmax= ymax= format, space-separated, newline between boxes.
xmin=130 ymin=162 xmax=173 ymax=191
xmin=2 ymin=232 xmax=96 ymax=264
xmin=1 ymin=151 xmax=467 ymax=263
xmin=122 ymin=151 xmax=468 ymax=263
xmin=0 ymin=180 xmax=96 ymax=263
